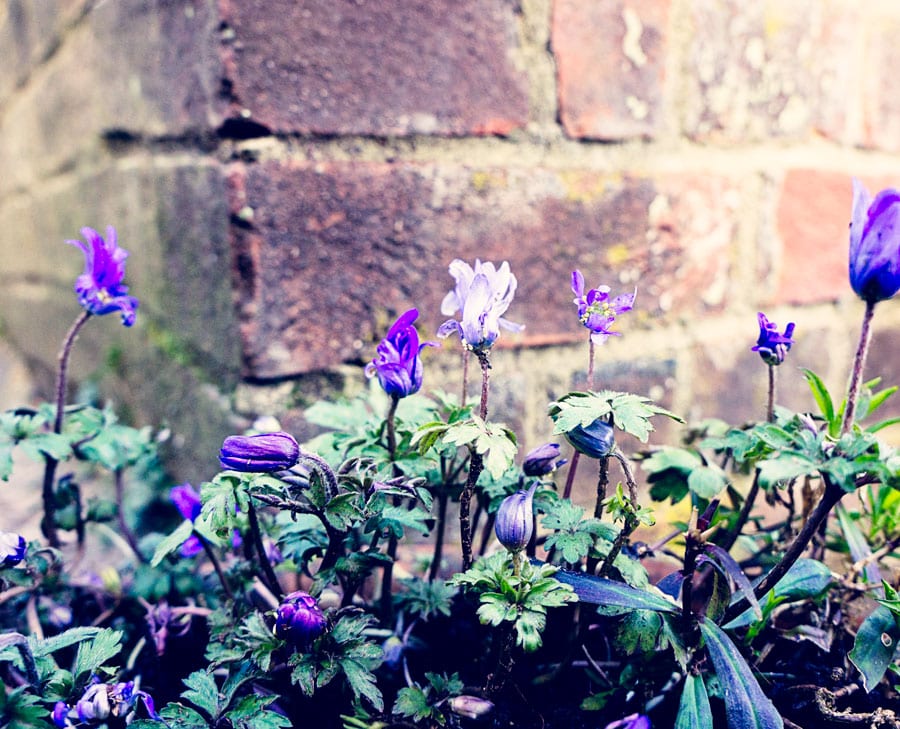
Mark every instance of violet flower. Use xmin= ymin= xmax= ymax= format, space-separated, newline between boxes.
xmin=0 ymin=530 xmax=26 ymax=568
xmin=522 ymin=443 xmax=567 ymax=477
xmin=54 ymin=678 xmax=159 ymax=726
xmin=494 ymin=482 xmax=538 ymax=554
xmin=170 ymin=483 xmax=241 ymax=557
xmin=274 ymin=590 xmax=327 ymax=649
xmin=849 ymin=179 xmax=900 ymax=304
xmin=437 ymin=259 xmax=523 ymax=352
xmin=604 ymin=714 xmax=651 ymax=729
xmin=365 ymin=308 xmax=437 ymax=398
xmin=751 ymin=312 xmax=795 ymax=366
xmin=66 ymin=226 xmax=139 ymax=326
xmin=571 ymin=270 xmax=636 ymax=345
xmin=565 ymin=418 xmax=615 ymax=459
xmin=219 ymin=431 xmax=300 ymax=472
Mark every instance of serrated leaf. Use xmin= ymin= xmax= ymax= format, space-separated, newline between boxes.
xmin=150 ymin=519 xmax=195 ymax=567
xmin=617 ymin=610 xmax=661 ymax=653
xmin=687 ymin=466 xmax=727 ymax=499
xmin=675 ymin=674 xmax=713 ymax=729
xmin=19 ymin=433 xmax=72 ymax=462
xmin=340 ymin=657 xmax=384 ymax=711
xmin=155 ymin=703 xmax=210 ymax=728
xmin=181 ymin=670 xmax=222 ymax=719
xmin=227 ymin=695 xmax=291 ymax=729
xmin=393 ymin=686 xmax=433 ymax=722
xmin=72 ymin=629 xmax=123 ymax=683
xmin=700 ymin=620 xmax=782 ymax=729
xmin=849 ymin=604 xmax=900 ymax=692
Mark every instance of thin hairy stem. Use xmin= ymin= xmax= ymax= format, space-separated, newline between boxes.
xmin=428 ymin=490 xmax=449 ymax=581
xmin=767 ymin=364 xmax=776 ymax=423
xmin=247 ymin=500 xmax=282 ymax=600
xmin=842 ymin=300 xmax=876 ymax=436
xmin=460 ymin=354 xmax=492 ymax=570
xmin=719 ymin=470 xmax=761 ymax=552
xmin=115 ymin=468 xmax=147 ymax=563
xmin=197 ymin=532 xmax=234 ymax=600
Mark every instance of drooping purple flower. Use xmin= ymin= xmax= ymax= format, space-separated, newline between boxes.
xmin=565 ymin=418 xmax=615 ymax=459
xmin=66 ymin=226 xmax=139 ymax=326
xmin=571 ymin=270 xmax=636 ymax=345
xmin=494 ymin=482 xmax=538 ymax=553
xmin=274 ymin=590 xmax=327 ymax=649
xmin=0 ymin=530 xmax=26 ymax=568
xmin=522 ymin=443 xmax=567 ymax=477
xmin=437 ymin=259 xmax=524 ymax=352
xmin=849 ymin=179 xmax=900 ymax=304
xmin=604 ymin=714 xmax=651 ymax=729
xmin=365 ymin=308 xmax=437 ymax=398
xmin=219 ymin=431 xmax=300 ymax=472
xmin=64 ymin=679 xmax=159 ymax=724
xmin=751 ymin=312 xmax=795 ymax=366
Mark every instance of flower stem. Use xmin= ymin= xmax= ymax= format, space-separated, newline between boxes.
xmin=197 ymin=532 xmax=234 ymax=600
xmin=461 ymin=349 xmax=470 ymax=408
xmin=428 ymin=489 xmax=449 ymax=581
xmin=766 ymin=364 xmax=776 ymax=423
xmin=381 ymin=393 xmax=401 ymax=622
xmin=41 ymin=311 xmax=92 ymax=547
xmin=115 ymin=468 xmax=147 ymax=563
xmin=385 ymin=394 xmax=399 ymax=455
xmin=460 ymin=354 xmax=492 ymax=571
xmin=841 ymin=300 xmax=877 ymax=436
xmin=247 ymin=500 xmax=282 ymax=601
xmin=562 ymin=339 xmax=596 ymax=500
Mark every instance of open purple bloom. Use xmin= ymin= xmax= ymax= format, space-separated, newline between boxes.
xmin=494 ymin=482 xmax=538 ymax=553
xmin=751 ymin=312 xmax=795 ymax=366
xmin=365 ymin=308 xmax=437 ymax=398
xmin=438 ymin=259 xmax=523 ymax=352
xmin=849 ymin=179 xmax=900 ymax=304
xmin=0 ymin=530 xmax=26 ymax=568
xmin=66 ymin=226 xmax=139 ymax=326
xmin=522 ymin=443 xmax=567 ymax=477
xmin=219 ymin=431 xmax=300 ymax=472
xmin=571 ymin=270 xmax=636 ymax=345
xmin=275 ymin=590 xmax=327 ymax=649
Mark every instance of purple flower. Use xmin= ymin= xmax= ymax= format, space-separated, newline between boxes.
xmin=849 ymin=179 xmax=900 ymax=304
xmin=51 ymin=701 xmax=69 ymax=728
xmin=0 ymin=530 xmax=26 ymax=568
xmin=170 ymin=483 xmax=241 ymax=557
xmin=571 ymin=270 xmax=636 ymax=345
xmin=437 ymin=259 xmax=523 ymax=352
xmin=274 ymin=591 xmax=327 ymax=649
xmin=365 ymin=308 xmax=437 ymax=398
xmin=219 ymin=431 xmax=300 ymax=472
xmin=522 ymin=443 xmax=567 ymax=477
xmin=751 ymin=312 xmax=795 ymax=366
xmin=59 ymin=679 xmax=159 ymax=724
xmin=604 ymin=714 xmax=651 ymax=729
xmin=494 ymin=482 xmax=538 ymax=553
xmin=565 ymin=418 xmax=615 ymax=459
xmin=66 ymin=226 xmax=139 ymax=326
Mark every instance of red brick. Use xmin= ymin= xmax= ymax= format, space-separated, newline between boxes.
xmin=772 ymin=171 xmax=900 ymax=306
xmin=861 ymin=16 xmax=900 ymax=152
xmin=683 ymin=0 xmax=862 ymax=142
xmin=552 ymin=0 xmax=669 ymax=140
xmin=218 ymin=0 xmax=529 ymax=136
xmin=229 ymin=161 xmax=741 ymax=378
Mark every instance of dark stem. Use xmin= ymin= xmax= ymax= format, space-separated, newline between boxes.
xmin=247 ymin=500 xmax=282 ymax=600
xmin=41 ymin=310 xmax=92 ymax=547
xmin=380 ymin=394 xmax=401 ymax=622
xmin=479 ymin=510 xmax=497 ymax=557
xmin=485 ymin=622 xmax=517 ymax=696
xmin=842 ymin=300 xmax=876 ymax=436
xmin=767 ymin=364 xmax=776 ymax=423
xmin=593 ymin=458 xmax=610 ymax=520
xmin=477 ymin=352 xmax=491 ymax=420
xmin=680 ymin=529 xmax=703 ymax=651
xmin=718 ymin=470 xmax=761 ymax=553
xmin=561 ymin=451 xmax=581 ymax=501
xmin=385 ymin=394 xmax=399 ymax=456
xmin=461 ymin=349 xmax=470 ymax=408
xmin=197 ymin=532 xmax=234 ymax=600
xmin=115 ymin=468 xmax=147 ymax=563
xmin=16 ymin=642 xmax=39 ymax=686
xmin=460 ymin=452 xmax=484 ymax=571
xmin=724 ymin=478 xmax=844 ymax=622
xmin=428 ymin=490 xmax=449 ymax=581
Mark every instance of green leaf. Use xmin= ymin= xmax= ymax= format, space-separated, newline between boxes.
xmin=700 ymin=620 xmax=783 ymax=729
xmin=150 ymin=519 xmax=195 ymax=567
xmin=340 ymin=657 xmax=384 ymax=711
xmin=227 ymin=695 xmax=292 ymax=729
xmin=324 ymin=492 xmax=363 ymax=531
xmin=687 ymin=465 xmax=727 ymax=500
xmin=393 ymin=686 xmax=433 ymax=722
xmin=836 ymin=505 xmax=882 ymax=590
xmin=675 ymin=674 xmax=713 ymax=729
xmin=616 ymin=610 xmax=661 ymax=653
xmin=182 ymin=670 xmax=222 ymax=719
xmin=549 ymin=390 xmax=682 ymax=443
xmin=549 ymin=565 xmax=677 ymax=613
xmin=19 ymin=433 xmax=72 ymax=462
xmin=801 ymin=369 xmax=836 ymax=433
xmin=154 ymin=704 xmax=211 ymax=728
xmin=72 ymin=629 xmax=123 ymax=683
xmin=849 ymin=604 xmax=900 ymax=692
xmin=757 ymin=455 xmax=816 ymax=488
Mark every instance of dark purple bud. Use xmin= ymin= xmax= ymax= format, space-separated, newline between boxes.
xmin=604 ymin=714 xmax=651 ymax=729
xmin=565 ymin=419 xmax=615 ymax=459
xmin=365 ymin=308 xmax=437 ymax=398
xmin=697 ymin=499 xmax=719 ymax=532
xmin=219 ymin=431 xmax=300 ymax=472
xmin=751 ymin=312 xmax=795 ymax=366
xmin=0 ymin=531 xmax=26 ymax=568
xmin=274 ymin=591 xmax=327 ymax=649
xmin=51 ymin=702 xmax=70 ymax=728
xmin=849 ymin=179 xmax=900 ymax=304
xmin=449 ymin=695 xmax=494 ymax=719
xmin=522 ymin=443 xmax=566 ymax=477
xmin=494 ymin=482 xmax=538 ymax=553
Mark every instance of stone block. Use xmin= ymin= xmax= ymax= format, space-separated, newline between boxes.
xmin=552 ymin=0 xmax=670 ymax=140
xmin=229 ymin=160 xmax=742 ymax=379
xmin=861 ymin=15 xmax=900 ymax=152
xmin=219 ymin=0 xmax=529 ymax=136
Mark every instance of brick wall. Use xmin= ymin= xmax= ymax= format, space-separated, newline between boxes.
xmin=2 ymin=0 xmax=900 ymax=484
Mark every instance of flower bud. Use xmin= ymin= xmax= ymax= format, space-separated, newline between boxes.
xmin=565 ymin=419 xmax=615 ymax=459
xmin=51 ymin=701 xmax=70 ymax=728
xmin=219 ymin=431 xmax=300 ymax=472
xmin=494 ymin=482 xmax=538 ymax=553
xmin=449 ymin=695 xmax=494 ymax=720
xmin=274 ymin=591 xmax=327 ymax=649
xmin=849 ymin=179 xmax=900 ymax=304
xmin=522 ymin=443 xmax=566 ymax=477
xmin=0 ymin=531 xmax=26 ymax=568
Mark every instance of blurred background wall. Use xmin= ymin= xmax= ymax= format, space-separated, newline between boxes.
xmin=1 ymin=0 xmax=900 ymax=487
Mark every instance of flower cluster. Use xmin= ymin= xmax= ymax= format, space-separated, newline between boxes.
xmin=66 ymin=226 xmax=139 ymax=326
xmin=571 ymin=270 xmax=635 ymax=345
xmin=365 ymin=308 xmax=437 ymax=399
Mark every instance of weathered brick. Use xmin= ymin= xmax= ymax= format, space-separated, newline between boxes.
xmin=683 ymin=0 xmax=862 ymax=142
xmin=219 ymin=0 xmax=529 ymax=136
xmin=0 ymin=0 xmax=222 ymax=196
xmin=552 ymin=0 xmax=669 ymax=140
xmin=861 ymin=15 xmax=900 ymax=152
xmin=229 ymin=161 xmax=741 ymax=379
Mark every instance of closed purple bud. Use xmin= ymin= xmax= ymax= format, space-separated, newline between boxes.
xmin=604 ymin=714 xmax=651 ymax=729
xmin=365 ymin=309 xmax=437 ymax=398
xmin=0 ymin=531 xmax=26 ymax=568
xmin=494 ymin=482 xmax=538 ymax=553
xmin=449 ymin=695 xmax=495 ymax=719
xmin=219 ymin=431 xmax=300 ymax=472
xmin=274 ymin=591 xmax=327 ymax=648
xmin=751 ymin=312 xmax=795 ymax=366
xmin=565 ymin=419 xmax=615 ymax=459
xmin=522 ymin=443 xmax=566 ymax=477
xmin=849 ymin=179 xmax=900 ymax=304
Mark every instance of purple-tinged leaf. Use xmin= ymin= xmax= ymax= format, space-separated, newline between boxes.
xmin=700 ymin=620 xmax=783 ymax=729
xmin=675 ymin=674 xmax=712 ymax=729
xmin=704 ymin=543 xmax=762 ymax=620
xmin=544 ymin=563 xmax=677 ymax=613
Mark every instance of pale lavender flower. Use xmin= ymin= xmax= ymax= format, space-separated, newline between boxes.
xmin=437 ymin=259 xmax=523 ymax=352
xmin=571 ymin=270 xmax=636 ymax=345
xmin=494 ymin=481 xmax=538 ymax=553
